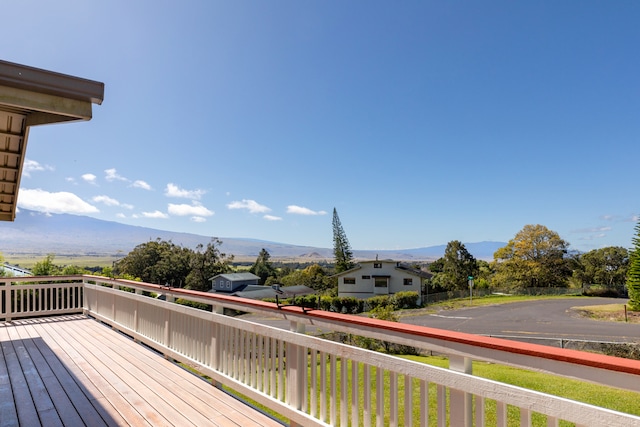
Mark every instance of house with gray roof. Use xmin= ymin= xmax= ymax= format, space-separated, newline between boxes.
xmin=209 ymin=272 xmax=261 ymax=293
xmin=335 ymin=259 xmax=431 ymax=302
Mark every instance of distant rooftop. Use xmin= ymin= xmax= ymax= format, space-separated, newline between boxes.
xmin=0 ymin=60 xmax=104 ymax=221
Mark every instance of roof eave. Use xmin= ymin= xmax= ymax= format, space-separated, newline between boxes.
xmin=0 ymin=60 xmax=104 ymax=106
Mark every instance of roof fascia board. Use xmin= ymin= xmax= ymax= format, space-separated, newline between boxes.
xmin=0 ymin=85 xmax=93 ymax=124
xmin=0 ymin=60 xmax=104 ymax=105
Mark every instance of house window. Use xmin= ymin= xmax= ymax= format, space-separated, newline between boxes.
xmin=343 ymin=277 xmax=356 ymax=285
xmin=403 ymin=278 xmax=413 ymax=286
xmin=374 ymin=277 xmax=388 ymax=288
xmin=362 ymin=275 xmax=370 ymax=279
xmin=226 ymin=281 xmax=231 ymax=289
xmin=374 ymin=263 xmax=382 ymax=268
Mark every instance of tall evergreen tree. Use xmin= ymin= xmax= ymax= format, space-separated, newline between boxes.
xmin=432 ymin=240 xmax=477 ymax=291
xmin=332 ymin=208 xmax=355 ymax=273
xmin=250 ymin=248 xmax=276 ymax=284
xmin=627 ymin=219 xmax=640 ymax=310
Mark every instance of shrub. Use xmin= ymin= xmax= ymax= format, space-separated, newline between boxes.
xmin=175 ymin=298 xmax=212 ymax=312
xmin=391 ymin=291 xmax=420 ymax=309
xmin=365 ymin=295 xmax=392 ymax=311
xmin=583 ymin=286 xmax=625 ymax=298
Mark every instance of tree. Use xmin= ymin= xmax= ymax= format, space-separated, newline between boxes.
xmin=250 ymin=248 xmax=276 ymax=285
xmin=280 ymin=264 xmax=334 ymax=293
xmin=573 ymin=246 xmax=629 ymax=289
xmin=32 ymin=254 xmax=60 ymax=276
xmin=627 ymin=220 xmax=640 ymax=310
xmin=115 ymin=238 xmax=191 ymax=286
xmin=332 ymin=208 xmax=355 ymax=273
xmin=0 ymin=251 xmax=7 ymax=277
xmin=185 ymin=238 xmax=234 ymax=292
xmin=492 ymin=224 xmax=571 ymax=288
xmin=431 ymin=240 xmax=477 ymax=291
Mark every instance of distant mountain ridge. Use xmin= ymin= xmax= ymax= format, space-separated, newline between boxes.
xmin=0 ymin=210 xmax=504 ymax=261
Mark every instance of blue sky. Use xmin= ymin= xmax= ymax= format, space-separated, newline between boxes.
xmin=3 ymin=1 xmax=639 ymax=252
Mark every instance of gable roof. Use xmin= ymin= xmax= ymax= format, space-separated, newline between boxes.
xmin=209 ymin=272 xmax=260 ymax=282
xmin=333 ymin=259 xmax=431 ymax=279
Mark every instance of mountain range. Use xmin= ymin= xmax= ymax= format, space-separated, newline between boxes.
xmin=0 ymin=210 xmax=505 ymax=261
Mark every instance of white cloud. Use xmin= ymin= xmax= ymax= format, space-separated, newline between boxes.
xmin=227 ymin=199 xmax=271 ymax=214
xmin=141 ymin=210 xmax=169 ymax=219
xmin=82 ymin=173 xmax=97 ymax=184
xmin=168 ymin=202 xmax=214 ymax=217
xmin=286 ymin=205 xmax=327 ymax=216
xmin=105 ymin=168 xmax=127 ymax=182
xmin=91 ymin=195 xmax=134 ymax=210
xmin=191 ymin=216 xmax=207 ymax=223
xmin=132 ymin=180 xmax=152 ymax=190
xmin=264 ymin=215 xmax=282 ymax=221
xmin=92 ymin=195 xmax=121 ymax=206
xmin=116 ymin=213 xmax=126 ymax=218
xmin=17 ymin=188 xmax=99 ymax=214
xmin=165 ymin=183 xmax=206 ymax=200
xmin=23 ymin=159 xmax=53 ymax=177
xmin=572 ymin=226 xmax=612 ymax=233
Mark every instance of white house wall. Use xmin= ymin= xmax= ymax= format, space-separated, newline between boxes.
xmin=337 ymin=261 xmax=422 ymax=301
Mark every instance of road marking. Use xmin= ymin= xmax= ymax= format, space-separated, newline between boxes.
xmin=500 ymin=330 xmax=634 ymax=340
xmin=429 ymin=314 xmax=472 ymax=320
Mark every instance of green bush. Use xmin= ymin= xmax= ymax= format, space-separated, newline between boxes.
xmin=365 ymin=295 xmax=392 ymax=311
xmin=318 ymin=295 xmax=333 ymax=311
xmin=583 ymin=286 xmax=625 ymax=298
xmin=175 ymin=298 xmax=212 ymax=312
xmin=391 ymin=291 xmax=420 ymax=309
xmin=329 ymin=296 xmax=362 ymax=313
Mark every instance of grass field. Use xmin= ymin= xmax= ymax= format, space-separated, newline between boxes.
xmin=4 ymin=254 xmax=120 ymax=269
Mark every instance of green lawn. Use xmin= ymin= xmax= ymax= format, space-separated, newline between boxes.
xmin=402 ymin=355 xmax=640 ymax=426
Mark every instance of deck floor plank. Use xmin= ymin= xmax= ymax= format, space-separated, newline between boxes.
xmin=15 ymin=320 xmax=111 ymax=427
xmin=66 ymin=319 xmax=228 ymax=421
xmin=20 ymin=320 xmax=148 ymax=427
xmin=1 ymin=330 xmax=42 ymax=427
xmin=0 ymin=316 xmax=283 ymax=427
xmin=38 ymin=317 xmax=211 ymax=427
xmin=61 ymin=319 xmax=210 ymax=427
xmin=61 ymin=316 xmax=279 ymax=427
xmin=18 ymin=319 xmax=138 ymax=427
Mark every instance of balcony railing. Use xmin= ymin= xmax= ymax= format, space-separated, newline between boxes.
xmin=2 ymin=275 xmax=640 ymax=426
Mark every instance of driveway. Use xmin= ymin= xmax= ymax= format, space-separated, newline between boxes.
xmin=400 ymin=297 xmax=640 ymax=344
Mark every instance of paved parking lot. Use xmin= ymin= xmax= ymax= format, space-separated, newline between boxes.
xmin=400 ymin=297 xmax=640 ymax=343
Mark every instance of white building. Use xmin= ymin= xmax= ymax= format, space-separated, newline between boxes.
xmin=335 ymin=259 xmax=430 ymax=302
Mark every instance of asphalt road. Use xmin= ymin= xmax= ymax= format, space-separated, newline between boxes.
xmin=400 ymin=297 xmax=640 ymax=344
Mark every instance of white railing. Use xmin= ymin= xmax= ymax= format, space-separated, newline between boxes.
xmin=0 ymin=276 xmax=84 ymax=320
xmin=3 ymin=275 xmax=640 ymax=426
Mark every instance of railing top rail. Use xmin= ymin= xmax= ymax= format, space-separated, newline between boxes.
xmin=0 ymin=275 xmax=85 ymax=283
xmin=78 ymin=275 xmax=640 ymax=391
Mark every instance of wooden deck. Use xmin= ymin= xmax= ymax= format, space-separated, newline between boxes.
xmin=0 ymin=315 xmax=284 ymax=427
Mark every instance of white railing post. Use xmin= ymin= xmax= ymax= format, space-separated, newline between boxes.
xmin=2 ymin=279 xmax=10 ymax=321
xmin=164 ymin=307 xmax=171 ymax=359
xmin=287 ymin=321 xmax=306 ymax=427
xmin=449 ymin=355 xmax=473 ymax=427
xmin=210 ymin=305 xmax=225 ymax=388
